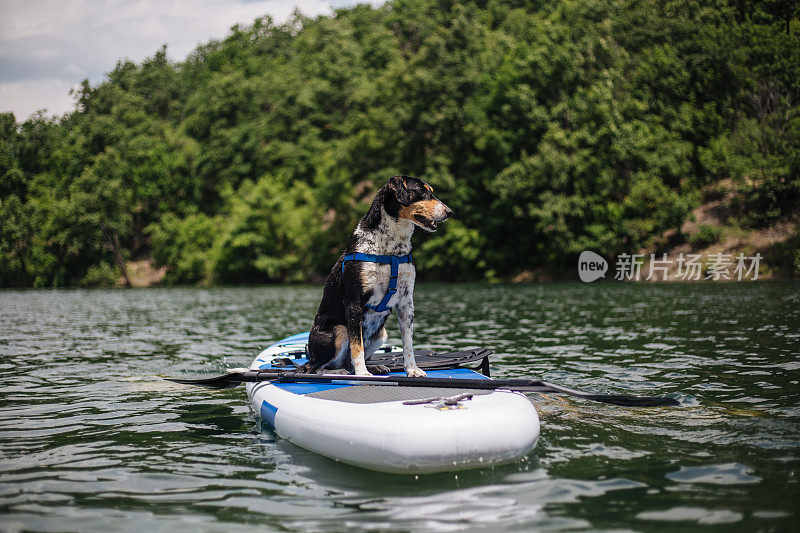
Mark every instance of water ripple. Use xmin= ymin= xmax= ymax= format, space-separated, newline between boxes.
xmin=1 ymin=282 xmax=799 ymax=531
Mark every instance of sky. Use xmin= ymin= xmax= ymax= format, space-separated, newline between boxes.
xmin=0 ymin=0 xmax=379 ymax=121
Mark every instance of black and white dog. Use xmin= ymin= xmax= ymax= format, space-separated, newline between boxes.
xmin=304 ymin=175 xmax=452 ymax=377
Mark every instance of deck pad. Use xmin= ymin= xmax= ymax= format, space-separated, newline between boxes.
xmin=306 ymin=385 xmax=492 ymax=403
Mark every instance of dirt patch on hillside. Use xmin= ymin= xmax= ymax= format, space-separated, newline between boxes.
xmin=116 ymin=259 xmax=167 ymax=287
xmin=640 ymin=186 xmax=797 ymax=280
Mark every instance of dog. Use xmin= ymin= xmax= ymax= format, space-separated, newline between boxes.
xmin=304 ymin=175 xmax=452 ymax=377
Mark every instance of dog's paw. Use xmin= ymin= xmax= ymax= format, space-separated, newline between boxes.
xmin=354 ymin=368 xmax=373 ymax=376
xmin=405 ymin=366 xmax=427 ymax=378
xmin=367 ymin=364 xmax=390 ymax=375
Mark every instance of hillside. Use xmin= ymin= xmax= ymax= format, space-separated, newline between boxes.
xmin=1 ymin=0 xmax=798 ymax=287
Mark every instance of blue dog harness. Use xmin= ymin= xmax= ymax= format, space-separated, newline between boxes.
xmin=342 ymin=252 xmax=413 ymax=312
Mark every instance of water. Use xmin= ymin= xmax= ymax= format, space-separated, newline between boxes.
xmin=1 ymin=282 xmax=798 ymax=531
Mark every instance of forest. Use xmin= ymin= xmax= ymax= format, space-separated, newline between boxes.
xmin=1 ymin=0 xmax=798 ymax=287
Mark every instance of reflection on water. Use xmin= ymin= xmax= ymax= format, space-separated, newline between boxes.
xmin=1 ymin=282 xmax=798 ymax=531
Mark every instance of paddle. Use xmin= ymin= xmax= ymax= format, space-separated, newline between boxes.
xmin=167 ymin=370 xmax=679 ymax=407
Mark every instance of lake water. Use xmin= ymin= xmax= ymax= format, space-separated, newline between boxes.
xmin=1 ymin=282 xmax=799 ymax=531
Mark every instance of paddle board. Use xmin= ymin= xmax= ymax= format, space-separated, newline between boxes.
xmin=247 ymin=332 xmax=540 ymax=474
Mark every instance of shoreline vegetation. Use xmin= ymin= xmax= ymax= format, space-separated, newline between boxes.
xmin=1 ymin=0 xmax=798 ymax=288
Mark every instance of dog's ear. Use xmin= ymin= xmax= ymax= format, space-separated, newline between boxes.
xmin=388 ymin=176 xmax=412 ymax=206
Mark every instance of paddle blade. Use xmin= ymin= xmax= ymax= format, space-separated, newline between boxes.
xmin=166 ymin=372 xmax=248 ymax=389
xmin=540 ymin=381 xmax=679 ymax=407
xmin=577 ymin=393 xmax=680 ymax=407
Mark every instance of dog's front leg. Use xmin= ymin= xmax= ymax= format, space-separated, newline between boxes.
xmin=345 ymin=301 xmax=371 ymax=376
xmin=397 ymin=302 xmax=426 ymax=377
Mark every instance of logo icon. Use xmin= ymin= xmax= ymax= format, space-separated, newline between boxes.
xmin=578 ymin=251 xmax=608 ymax=282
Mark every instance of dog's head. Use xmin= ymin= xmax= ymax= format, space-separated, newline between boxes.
xmin=384 ymin=175 xmax=452 ymax=232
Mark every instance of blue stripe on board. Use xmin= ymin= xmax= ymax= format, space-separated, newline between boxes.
xmin=260 ymin=400 xmax=278 ymax=428
xmin=258 ymin=360 xmax=487 ymax=381
xmin=276 ymin=382 xmax=353 ymax=394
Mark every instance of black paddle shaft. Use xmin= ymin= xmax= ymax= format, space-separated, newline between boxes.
xmin=167 ymin=371 xmax=679 ymax=407
xmin=169 ymin=370 xmax=538 ymax=390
